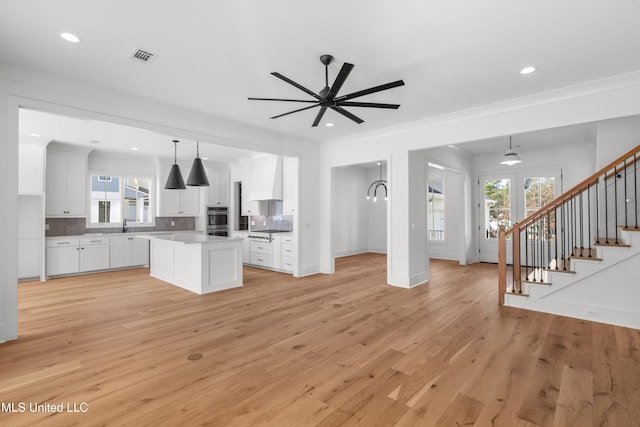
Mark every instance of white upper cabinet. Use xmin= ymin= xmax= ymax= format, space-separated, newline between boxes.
xmin=206 ymin=167 xmax=230 ymax=207
xmin=157 ymin=163 xmax=201 ymax=216
xmin=19 ymin=142 xmax=45 ymax=195
xmin=248 ymin=154 xmax=282 ymax=200
xmin=282 ymin=156 xmax=298 ymax=216
xmin=45 ymin=150 xmax=87 ymax=217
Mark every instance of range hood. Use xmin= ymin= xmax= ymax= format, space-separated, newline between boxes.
xmin=248 ymin=154 xmax=283 ymax=200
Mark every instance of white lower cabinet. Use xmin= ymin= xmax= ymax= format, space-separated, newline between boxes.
xmin=46 ymin=237 xmax=110 ymax=276
xmin=274 ymin=235 xmax=296 ymax=273
xmin=249 ymin=240 xmax=273 ymax=268
xmin=46 ymin=239 xmax=80 ymax=276
xmin=80 ymin=237 xmax=111 ymax=272
xmin=110 ymin=235 xmax=149 ymax=268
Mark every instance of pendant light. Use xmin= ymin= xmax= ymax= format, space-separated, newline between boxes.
xmin=165 ymin=139 xmax=186 ymax=189
xmin=500 ymin=136 xmax=523 ymax=166
xmin=186 ymin=140 xmax=210 ymax=186
xmin=366 ymin=162 xmax=388 ymax=202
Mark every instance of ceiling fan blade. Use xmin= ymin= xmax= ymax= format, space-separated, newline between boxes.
xmin=248 ymin=97 xmax=318 ymax=103
xmin=311 ymin=107 xmax=328 ymax=127
xmin=327 ymin=62 xmax=354 ymax=100
xmin=338 ymin=101 xmax=400 ymax=109
xmin=271 ymin=72 xmax=322 ymax=100
xmin=270 ymin=104 xmax=319 ymax=119
xmin=336 ymin=80 xmax=405 ymax=101
xmin=330 ymin=106 xmax=364 ymax=124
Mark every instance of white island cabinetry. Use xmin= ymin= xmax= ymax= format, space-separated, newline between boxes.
xmin=140 ymin=234 xmax=243 ymax=294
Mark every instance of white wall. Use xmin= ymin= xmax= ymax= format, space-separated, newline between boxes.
xmin=88 ymin=150 xmax=156 ymax=175
xmin=596 ymin=116 xmax=640 ymax=168
xmin=332 ymin=167 xmax=370 ymax=257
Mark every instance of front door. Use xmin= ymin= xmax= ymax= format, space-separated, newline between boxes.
xmin=479 ymin=170 xmax=562 ymax=263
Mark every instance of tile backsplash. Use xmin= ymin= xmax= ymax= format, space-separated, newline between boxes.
xmin=250 ymin=214 xmax=293 ymax=232
xmin=46 ymin=217 xmax=196 ymax=237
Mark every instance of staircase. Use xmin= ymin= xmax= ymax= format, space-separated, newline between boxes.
xmin=498 ymin=145 xmax=640 ymax=329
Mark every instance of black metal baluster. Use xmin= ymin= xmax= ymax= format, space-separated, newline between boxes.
xmin=605 ymin=173 xmax=609 ymax=244
xmin=588 ymin=184 xmax=592 ymax=258
xmin=635 ymin=153 xmax=638 ymax=229
xmin=579 ymin=191 xmax=584 ymax=257
xmin=624 ymin=159 xmax=628 ymax=229
xmin=596 ymin=177 xmax=600 ymax=244
xmin=547 ymin=211 xmax=551 ymax=269
xmin=539 ymin=217 xmax=544 ymax=281
xmin=614 ymin=166 xmax=619 ymax=244
xmin=572 ymin=196 xmax=576 ymax=256
xmin=553 ymin=206 xmax=558 ymax=270
xmin=525 ymin=224 xmax=529 ymax=281
xmin=561 ymin=202 xmax=566 ymax=270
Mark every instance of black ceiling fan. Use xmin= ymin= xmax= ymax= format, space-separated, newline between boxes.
xmin=248 ymin=54 xmax=405 ymax=127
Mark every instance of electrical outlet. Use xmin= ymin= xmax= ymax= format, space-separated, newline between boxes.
xmin=171 ymin=221 xmax=175 ymax=227
xmin=45 ymin=223 xmax=50 ymax=230
xmin=585 ymin=309 xmax=599 ymax=317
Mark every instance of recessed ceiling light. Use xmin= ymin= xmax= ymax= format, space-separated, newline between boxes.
xmin=325 ymin=123 xmax=334 ymax=127
xmin=520 ymin=66 xmax=536 ymax=75
xmin=131 ymin=147 xmax=139 ymax=151
xmin=202 ymin=157 xmax=208 ymax=160
xmin=30 ymin=133 xmax=40 ymax=137
xmin=60 ymin=32 xmax=81 ymax=43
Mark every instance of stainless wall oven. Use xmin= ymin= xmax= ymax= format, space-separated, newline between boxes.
xmin=208 ymin=207 xmax=228 ymax=236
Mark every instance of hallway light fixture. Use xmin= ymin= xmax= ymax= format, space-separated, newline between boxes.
xmin=186 ymin=140 xmax=210 ymax=186
xmin=500 ymin=136 xmax=523 ymax=166
xmin=165 ymin=139 xmax=186 ymax=189
xmin=366 ymin=162 xmax=387 ymax=202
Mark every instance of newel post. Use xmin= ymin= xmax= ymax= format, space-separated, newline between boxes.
xmin=498 ymin=225 xmax=506 ymax=305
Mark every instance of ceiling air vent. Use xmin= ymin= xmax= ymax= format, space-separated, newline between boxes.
xmin=129 ymin=48 xmax=157 ymax=64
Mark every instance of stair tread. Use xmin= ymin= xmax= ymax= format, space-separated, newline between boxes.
xmin=544 ymin=268 xmax=576 ymax=274
xmin=505 ymin=289 xmax=529 ymax=297
xmin=570 ymin=255 xmax=603 ymax=261
xmin=523 ymin=280 xmax=551 ymax=285
xmin=594 ymin=241 xmax=631 ymax=247
xmin=620 ymin=226 xmax=640 ymax=232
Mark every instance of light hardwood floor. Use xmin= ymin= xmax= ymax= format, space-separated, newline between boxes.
xmin=1 ymin=254 xmax=639 ymax=426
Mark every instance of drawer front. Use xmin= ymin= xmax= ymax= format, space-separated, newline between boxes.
xmin=281 ymin=243 xmax=295 ymax=258
xmin=250 ymin=253 xmax=273 ymax=267
xmin=46 ymin=238 xmax=79 ymax=248
xmin=80 ymin=236 xmax=110 ymax=245
xmin=250 ymin=240 xmax=273 ymax=255
xmin=281 ymin=236 xmax=295 ymax=245
xmin=281 ymin=256 xmax=294 ymax=272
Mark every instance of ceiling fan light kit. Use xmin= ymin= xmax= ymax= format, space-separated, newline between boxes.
xmin=249 ymin=54 xmax=405 ymax=127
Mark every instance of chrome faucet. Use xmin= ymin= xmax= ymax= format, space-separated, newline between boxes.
xmin=122 ymin=218 xmax=127 ymax=233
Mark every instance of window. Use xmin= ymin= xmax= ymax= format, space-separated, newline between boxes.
xmin=427 ymin=177 xmax=445 ymax=241
xmin=483 ymin=179 xmax=511 ymax=239
xmin=90 ymin=174 xmax=153 ymax=226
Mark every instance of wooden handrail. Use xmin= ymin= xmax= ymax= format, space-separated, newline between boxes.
xmin=498 ymin=143 xmax=640 ymax=304
xmin=506 ymin=144 xmax=640 ymax=236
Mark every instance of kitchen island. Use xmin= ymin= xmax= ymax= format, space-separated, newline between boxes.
xmin=137 ymin=233 xmax=243 ymax=294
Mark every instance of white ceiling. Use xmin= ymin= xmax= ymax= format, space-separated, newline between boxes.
xmin=19 ymin=109 xmax=260 ymax=163
xmin=3 ymin=1 xmax=640 ymax=146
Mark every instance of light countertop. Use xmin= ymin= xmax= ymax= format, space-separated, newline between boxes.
xmin=136 ymin=233 xmax=243 ymax=245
